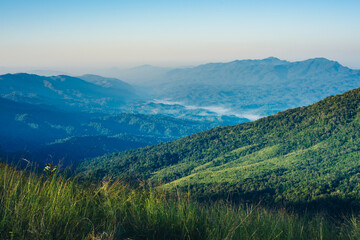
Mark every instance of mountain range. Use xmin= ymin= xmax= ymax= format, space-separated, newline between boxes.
xmin=2 ymin=57 xmax=360 ymax=170
xmin=3 ymin=58 xmax=360 ymax=124
xmin=130 ymin=57 xmax=360 ymax=119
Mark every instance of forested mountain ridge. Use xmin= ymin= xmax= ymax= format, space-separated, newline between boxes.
xmin=141 ymin=57 xmax=360 ymax=118
xmin=78 ymin=74 xmax=134 ymax=92
xmin=164 ymin=57 xmax=357 ymax=85
xmin=0 ymin=73 xmax=135 ymax=112
xmin=80 ymin=87 xmax=360 ymax=207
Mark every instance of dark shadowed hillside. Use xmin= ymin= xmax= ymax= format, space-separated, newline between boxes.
xmin=0 ymin=97 xmax=213 ymax=166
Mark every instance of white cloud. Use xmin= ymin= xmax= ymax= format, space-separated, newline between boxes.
xmin=152 ymin=99 xmax=262 ymax=121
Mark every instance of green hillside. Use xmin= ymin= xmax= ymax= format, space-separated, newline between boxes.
xmin=80 ymin=87 xmax=360 ymax=209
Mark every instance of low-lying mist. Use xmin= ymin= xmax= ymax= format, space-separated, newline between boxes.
xmin=152 ymin=99 xmax=262 ymax=121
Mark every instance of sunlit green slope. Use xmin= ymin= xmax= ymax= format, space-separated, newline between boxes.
xmin=80 ymin=88 xmax=360 ymax=205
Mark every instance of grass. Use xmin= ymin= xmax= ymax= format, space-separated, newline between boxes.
xmin=1 ymin=163 xmax=360 ymax=240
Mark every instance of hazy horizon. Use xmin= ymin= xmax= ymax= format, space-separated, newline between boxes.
xmin=1 ymin=56 xmax=360 ymax=78
xmin=1 ymin=0 xmax=360 ymax=71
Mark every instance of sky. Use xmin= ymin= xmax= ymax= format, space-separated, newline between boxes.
xmin=1 ymin=0 xmax=360 ymax=71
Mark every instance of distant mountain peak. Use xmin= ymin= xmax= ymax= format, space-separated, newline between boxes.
xmin=295 ymin=57 xmax=348 ymax=71
xmin=79 ymin=74 xmax=122 ymax=82
xmin=299 ymin=57 xmax=338 ymax=64
xmin=227 ymin=57 xmax=287 ymax=65
xmin=263 ymin=56 xmax=280 ymax=61
xmin=260 ymin=57 xmax=288 ymax=64
xmin=309 ymin=57 xmax=332 ymax=61
xmin=5 ymin=73 xmax=38 ymax=77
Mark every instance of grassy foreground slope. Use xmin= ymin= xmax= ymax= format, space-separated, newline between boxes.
xmin=80 ymin=88 xmax=360 ymax=207
xmin=2 ymin=162 xmax=360 ymax=240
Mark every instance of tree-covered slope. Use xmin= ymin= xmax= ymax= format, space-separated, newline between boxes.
xmin=80 ymin=87 xmax=360 ymax=206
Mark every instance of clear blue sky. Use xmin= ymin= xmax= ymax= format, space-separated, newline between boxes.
xmin=1 ymin=0 xmax=360 ymax=70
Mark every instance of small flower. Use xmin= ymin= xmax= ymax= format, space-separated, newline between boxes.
xmin=44 ymin=163 xmax=57 ymax=177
